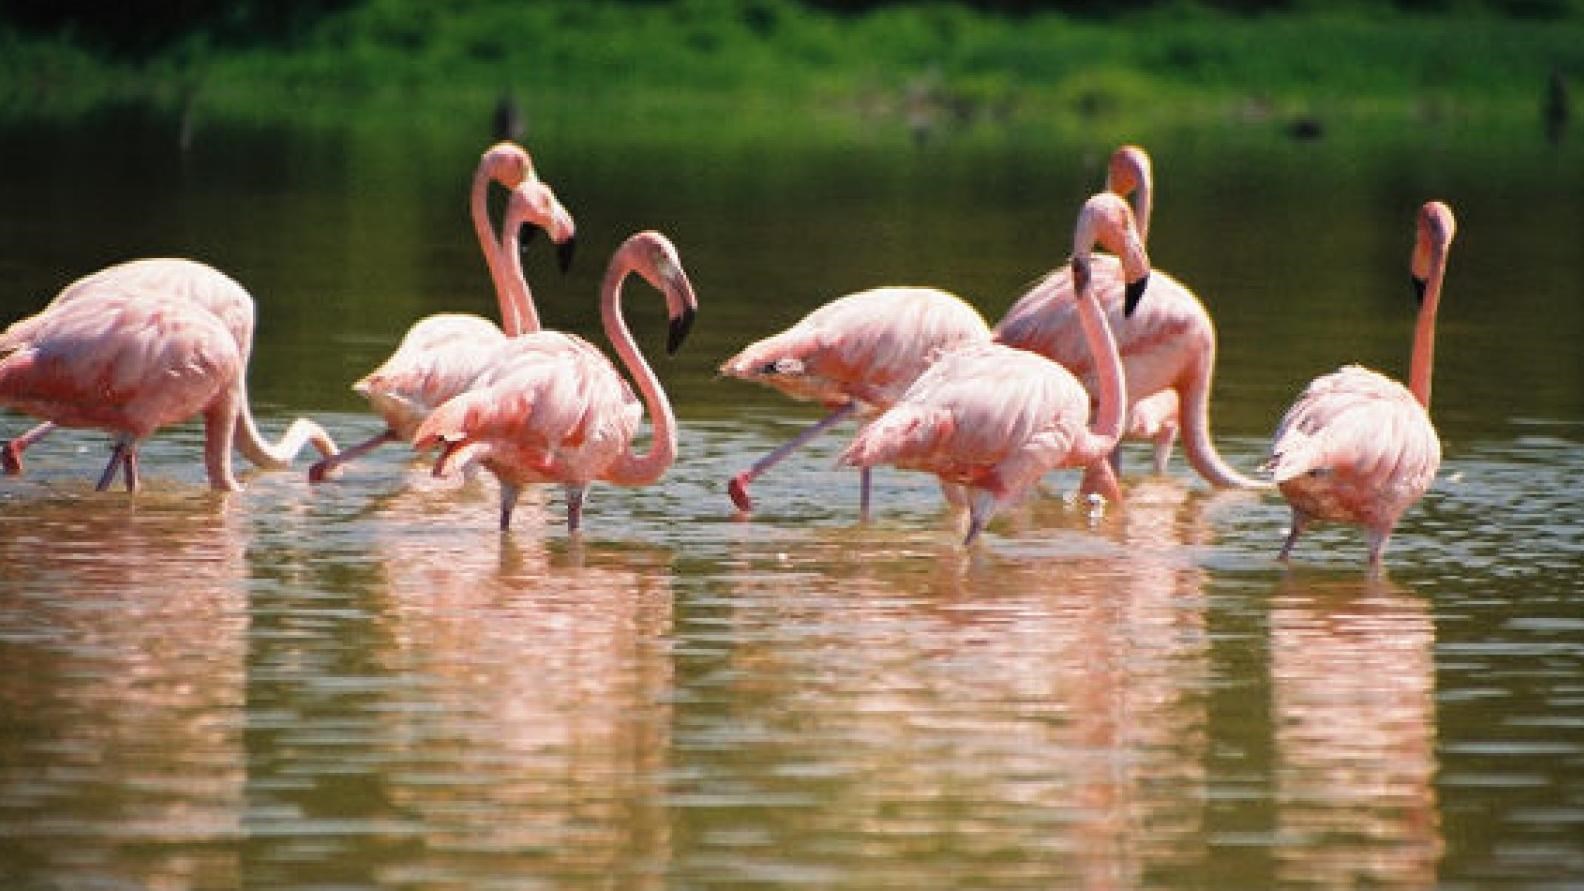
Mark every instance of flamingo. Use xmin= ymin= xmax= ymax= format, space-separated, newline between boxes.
xmin=0 ymin=282 xmax=309 ymax=492
xmin=307 ymin=142 xmax=576 ymax=482
xmin=840 ymin=191 xmax=1150 ymax=544
xmin=993 ymin=144 xmax=1264 ymax=489
xmin=1 ymin=257 xmax=336 ymax=476
xmin=719 ymin=285 xmax=990 ymax=516
xmin=1262 ymin=201 xmax=1454 ymax=568
xmin=413 ymin=230 xmax=699 ymax=533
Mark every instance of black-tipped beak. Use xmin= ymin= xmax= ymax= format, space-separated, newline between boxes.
xmin=557 ymin=237 xmax=576 ymax=274
xmin=1411 ymin=275 xmax=1427 ymax=307
xmin=1123 ymin=273 xmax=1150 ymax=318
xmin=666 ymin=305 xmax=697 ymax=355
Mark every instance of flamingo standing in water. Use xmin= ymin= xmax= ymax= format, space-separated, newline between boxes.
xmin=413 ymin=230 xmax=699 ymax=533
xmin=993 ymin=144 xmax=1263 ymax=490
xmin=719 ymin=285 xmax=989 ymax=516
xmin=1263 ymin=201 xmax=1454 ymax=568
xmin=307 ymin=142 xmax=576 ymax=482
xmin=0 ymin=280 xmax=330 ymax=491
xmin=840 ymin=192 xmax=1150 ymax=544
xmin=2 ymin=257 xmax=337 ymax=477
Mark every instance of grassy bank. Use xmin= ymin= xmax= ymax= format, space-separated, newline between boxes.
xmin=3 ymin=0 xmax=1582 ymax=145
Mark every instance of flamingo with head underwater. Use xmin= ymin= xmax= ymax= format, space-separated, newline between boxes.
xmin=2 ymin=257 xmax=338 ymax=479
xmin=840 ymin=191 xmax=1150 ymax=544
xmin=1263 ymin=200 xmax=1455 ymax=568
xmin=0 ymin=276 xmax=336 ymax=492
xmin=993 ymin=144 xmax=1264 ymax=492
xmin=719 ymin=282 xmax=989 ymax=517
xmin=413 ymin=230 xmax=699 ymax=533
xmin=307 ymin=141 xmax=576 ymax=482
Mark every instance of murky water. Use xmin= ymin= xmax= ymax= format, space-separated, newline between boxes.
xmin=2 ymin=110 xmax=1582 ymax=887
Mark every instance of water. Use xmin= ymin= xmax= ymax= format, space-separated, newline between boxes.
xmin=2 ymin=109 xmax=1583 ymax=888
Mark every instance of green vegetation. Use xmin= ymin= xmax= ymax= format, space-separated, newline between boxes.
xmin=3 ymin=0 xmax=1582 ymax=145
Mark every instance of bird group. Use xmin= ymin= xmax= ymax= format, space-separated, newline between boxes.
xmin=0 ymin=142 xmax=1452 ymax=569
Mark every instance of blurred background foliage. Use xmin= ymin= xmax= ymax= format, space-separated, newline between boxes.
xmin=0 ymin=0 xmax=1580 ymax=139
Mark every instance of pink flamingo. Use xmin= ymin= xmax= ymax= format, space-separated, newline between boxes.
xmin=308 ymin=143 xmax=576 ymax=482
xmin=0 ymin=281 xmax=329 ymax=492
xmin=719 ymin=285 xmax=990 ymax=516
xmin=993 ymin=144 xmax=1263 ymax=489
xmin=413 ymin=230 xmax=699 ymax=533
xmin=2 ymin=257 xmax=335 ymax=476
xmin=840 ymin=192 xmax=1150 ymax=544
xmin=1263 ymin=201 xmax=1454 ymax=567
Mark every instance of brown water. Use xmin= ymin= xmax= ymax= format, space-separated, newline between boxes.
xmin=1 ymin=109 xmax=1582 ymax=888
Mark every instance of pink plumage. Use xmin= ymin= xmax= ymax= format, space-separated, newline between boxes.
xmin=413 ymin=230 xmax=699 ymax=533
xmin=841 ymin=191 xmax=1150 ymax=544
xmin=720 ymin=285 xmax=990 ymax=514
xmin=1264 ymin=201 xmax=1455 ymax=566
xmin=993 ymin=144 xmax=1261 ymax=489
xmin=308 ymin=143 xmax=576 ymax=482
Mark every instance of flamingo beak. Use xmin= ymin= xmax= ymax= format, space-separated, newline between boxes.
xmin=557 ymin=237 xmax=577 ymax=274
xmin=1411 ymin=275 xmax=1427 ymax=307
xmin=667 ymin=304 xmax=697 ymax=356
xmin=1124 ymin=273 xmax=1150 ymax=317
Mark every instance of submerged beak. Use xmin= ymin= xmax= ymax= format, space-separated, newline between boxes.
xmin=1124 ymin=273 xmax=1151 ymax=318
xmin=667 ymin=304 xmax=697 ymax=355
xmin=557 ymin=237 xmax=577 ymax=274
xmin=1411 ymin=275 xmax=1427 ymax=307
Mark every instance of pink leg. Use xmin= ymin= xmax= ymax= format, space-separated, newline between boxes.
xmin=3 ymin=421 xmax=57 ymax=475
xmin=498 ymin=482 xmax=522 ymax=532
xmin=729 ymin=402 xmax=859 ymax=512
xmin=1079 ymin=459 xmax=1122 ymax=503
xmin=309 ymin=429 xmax=399 ymax=483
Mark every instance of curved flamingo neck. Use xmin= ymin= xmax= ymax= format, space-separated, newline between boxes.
xmin=1408 ymin=248 xmax=1445 ymax=409
xmin=470 ymin=166 xmax=537 ymax=336
xmin=497 ymin=203 xmax=540 ymax=337
xmin=603 ymin=247 xmax=677 ymax=487
xmin=1075 ymin=283 xmax=1127 ymax=459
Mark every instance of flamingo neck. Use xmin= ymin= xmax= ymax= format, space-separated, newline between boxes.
xmin=1076 ymin=286 xmax=1127 ymax=460
xmin=603 ymin=252 xmax=677 ymax=487
xmin=470 ymin=167 xmax=537 ymax=336
xmin=1132 ymin=182 xmax=1152 ymax=246
xmin=498 ymin=208 xmax=541 ymax=337
xmin=1408 ymin=260 xmax=1443 ymax=409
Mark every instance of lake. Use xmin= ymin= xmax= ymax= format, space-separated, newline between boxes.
xmin=2 ymin=105 xmax=1582 ymax=888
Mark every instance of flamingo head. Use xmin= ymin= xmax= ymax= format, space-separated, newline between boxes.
xmin=506 ymin=179 xmax=579 ymax=273
xmin=623 ymin=231 xmax=698 ymax=356
xmin=1105 ymin=144 xmax=1152 ymax=199
xmin=1072 ymin=191 xmax=1152 ymax=317
xmin=1411 ymin=200 xmax=1456 ymax=306
xmin=481 ymin=141 xmax=534 ymax=190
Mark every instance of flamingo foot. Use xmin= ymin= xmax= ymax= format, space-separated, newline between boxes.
xmin=307 ymin=457 xmax=335 ymax=484
xmin=1 ymin=441 xmax=22 ymax=476
xmin=728 ymin=473 xmax=755 ymax=513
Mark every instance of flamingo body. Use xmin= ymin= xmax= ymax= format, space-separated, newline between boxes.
xmin=842 ymin=192 xmax=1150 ymax=543
xmin=719 ymin=285 xmax=989 ymax=512
xmin=309 ymin=143 xmax=576 ymax=482
xmin=0 ymin=287 xmax=247 ymax=489
xmin=1264 ymin=200 xmax=1456 ymax=567
xmin=414 ymin=230 xmax=698 ymax=532
xmin=993 ymin=144 xmax=1260 ymax=489
xmin=1266 ymin=365 xmax=1439 ymax=538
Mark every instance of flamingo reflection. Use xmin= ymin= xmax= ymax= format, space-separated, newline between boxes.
xmin=0 ymin=499 xmax=248 ymax=888
xmin=1269 ymin=574 xmax=1443 ymax=885
xmin=703 ymin=478 xmax=1217 ymax=886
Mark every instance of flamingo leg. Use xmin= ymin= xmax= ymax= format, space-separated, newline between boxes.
xmin=858 ymin=467 xmax=873 ymax=521
xmin=728 ymin=401 xmax=859 ymax=512
xmin=498 ymin=482 xmax=521 ymax=532
xmin=95 ymin=443 xmax=126 ymax=491
xmin=123 ymin=448 xmax=139 ymax=493
xmin=1278 ymin=510 xmax=1308 ymax=561
xmin=309 ymin=429 xmax=399 ymax=483
xmin=565 ymin=484 xmax=586 ymax=534
xmin=1152 ymin=423 xmax=1179 ymax=475
xmin=1365 ymin=527 xmax=1392 ymax=569
xmin=964 ymin=489 xmax=1000 ymax=546
xmin=1079 ymin=459 xmax=1122 ymax=504
xmin=2 ymin=421 xmax=57 ymax=475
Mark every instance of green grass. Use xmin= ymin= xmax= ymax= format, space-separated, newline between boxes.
xmin=3 ymin=0 xmax=1582 ymax=145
